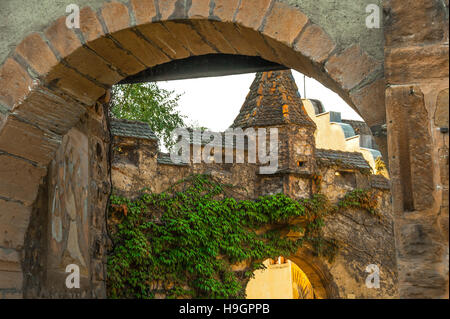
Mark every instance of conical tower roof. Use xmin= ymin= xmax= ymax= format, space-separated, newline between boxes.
xmin=231 ymin=70 xmax=316 ymax=128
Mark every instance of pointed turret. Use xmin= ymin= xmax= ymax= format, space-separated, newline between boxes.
xmin=232 ymin=70 xmax=316 ymax=129
xmin=231 ymin=70 xmax=317 ymax=198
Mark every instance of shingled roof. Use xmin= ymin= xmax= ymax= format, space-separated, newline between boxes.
xmin=157 ymin=152 xmax=189 ymax=166
xmin=110 ymin=118 xmax=158 ymax=140
xmin=231 ymin=70 xmax=316 ymax=128
xmin=316 ymin=149 xmax=372 ymax=172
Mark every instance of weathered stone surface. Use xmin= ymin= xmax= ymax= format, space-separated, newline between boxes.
xmin=23 ymin=103 xmax=110 ymax=298
xmin=101 ymin=1 xmax=131 ymax=33
xmin=384 ymin=0 xmax=447 ymax=47
xmin=0 ymin=201 xmax=32 ymax=249
xmin=162 ymin=21 xmax=216 ymax=56
xmin=0 ymin=248 xmax=21 ymax=266
xmin=386 ymin=45 xmax=449 ymax=84
xmin=213 ymin=0 xmax=240 ymax=21
xmin=64 ymin=46 xmax=123 ymax=86
xmin=45 ymin=63 xmax=105 ymax=105
xmin=137 ymin=22 xmax=191 ymax=60
xmin=191 ymin=20 xmax=237 ymax=54
xmin=235 ymin=0 xmax=272 ymax=30
xmin=11 ymin=86 xmax=86 ymax=136
xmin=237 ymin=25 xmax=279 ymax=62
xmin=79 ymin=6 xmax=105 ymax=43
xmin=110 ymin=29 xmax=170 ymax=68
xmin=15 ymin=33 xmax=58 ymax=76
xmin=350 ymin=78 xmax=386 ymax=127
xmin=130 ymin=0 xmax=157 ymax=25
xmin=434 ymin=88 xmax=449 ymax=127
xmin=326 ymin=45 xmax=381 ymax=91
xmin=0 ymin=116 xmax=61 ymax=165
xmin=44 ymin=16 xmax=81 ymax=59
xmin=263 ymin=2 xmax=308 ymax=46
xmin=0 ymin=154 xmax=45 ymax=205
xmin=265 ymin=36 xmax=316 ymax=77
xmin=158 ymin=0 xmax=179 ymax=20
xmin=0 ymin=270 xmax=23 ymax=290
xmin=212 ymin=22 xmax=259 ymax=57
xmin=87 ymin=36 xmax=145 ymax=76
xmin=188 ymin=0 xmax=211 ymax=19
xmin=294 ymin=24 xmax=336 ymax=64
xmin=386 ymin=85 xmax=434 ymax=212
xmin=0 ymin=58 xmax=33 ymax=109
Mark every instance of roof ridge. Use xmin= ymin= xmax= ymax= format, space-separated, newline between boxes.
xmin=231 ymin=70 xmax=316 ymax=129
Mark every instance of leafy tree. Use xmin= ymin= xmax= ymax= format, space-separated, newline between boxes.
xmin=110 ymin=82 xmax=187 ymax=148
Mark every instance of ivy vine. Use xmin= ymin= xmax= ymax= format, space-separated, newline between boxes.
xmin=107 ymin=174 xmax=378 ymax=299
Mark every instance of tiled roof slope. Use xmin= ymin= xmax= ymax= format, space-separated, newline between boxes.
xmin=157 ymin=152 xmax=189 ymax=166
xmin=316 ymin=149 xmax=371 ymax=171
xmin=110 ymin=118 xmax=158 ymax=140
xmin=232 ymin=70 xmax=316 ymax=128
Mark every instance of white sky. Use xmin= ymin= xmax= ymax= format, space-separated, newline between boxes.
xmin=158 ymin=70 xmax=363 ymax=132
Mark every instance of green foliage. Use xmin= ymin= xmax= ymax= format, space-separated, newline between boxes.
xmin=107 ymin=175 xmax=377 ymax=299
xmin=337 ymin=189 xmax=380 ymax=218
xmin=110 ymin=83 xmax=186 ymax=148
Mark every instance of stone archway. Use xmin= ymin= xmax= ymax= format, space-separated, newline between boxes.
xmin=0 ymin=0 xmax=388 ymax=298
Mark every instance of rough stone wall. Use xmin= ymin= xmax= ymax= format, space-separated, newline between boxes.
xmin=22 ymin=101 xmax=110 ymax=298
xmin=319 ymin=165 xmax=398 ymax=298
xmin=111 ymin=132 xmax=397 ymax=298
xmin=384 ymin=0 xmax=449 ymax=298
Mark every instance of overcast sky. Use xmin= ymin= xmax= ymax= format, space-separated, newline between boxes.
xmin=158 ymin=70 xmax=363 ymax=132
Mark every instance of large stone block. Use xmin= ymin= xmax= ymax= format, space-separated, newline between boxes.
xmin=87 ymin=36 xmax=145 ymax=76
xmin=325 ymin=45 xmax=381 ymax=91
xmin=44 ymin=63 xmax=106 ymax=105
xmin=64 ymin=46 xmax=123 ymax=86
xmin=162 ymin=21 xmax=216 ymax=56
xmin=212 ymin=22 xmax=259 ymax=57
xmin=79 ymin=6 xmax=105 ymax=43
xmin=434 ymin=88 xmax=449 ymax=128
xmin=101 ymin=1 xmax=131 ymax=33
xmin=213 ymin=0 xmax=240 ymax=21
xmin=384 ymin=0 xmax=447 ymax=47
xmin=294 ymin=23 xmax=336 ymax=64
xmin=0 ymin=201 xmax=32 ymax=249
xmin=110 ymin=29 xmax=170 ymax=68
xmin=235 ymin=0 xmax=272 ymax=30
xmin=0 ymin=154 xmax=46 ymax=205
xmin=0 ymin=58 xmax=34 ymax=109
xmin=0 ymin=270 xmax=23 ymax=290
xmin=130 ymin=0 xmax=157 ymax=25
xmin=386 ymin=45 xmax=449 ymax=84
xmin=386 ymin=85 xmax=434 ymax=212
xmin=263 ymin=2 xmax=308 ymax=46
xmin=0 ymin=248 xmax=21 ymax=271
xmin=15 ymin=33 xmax=58 ymax=76
xmin=11 ymin=86 xmax=87 ymax=136
xmin=350 ymin=78 xmax=386 ymax=127
xmin=190 ymin=20 xmax=237 ymax=54
xmin=188 ymin=0 xmax=211 ymax=19
xmin=0 ymin=115 xmax=61 ymax=165
xmin=137 ymin=22 xmax=191 ymax=60
xmin=44 ymin=16 xmax=82 ymax=59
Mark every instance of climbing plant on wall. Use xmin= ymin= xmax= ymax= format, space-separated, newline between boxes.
xmin=106 ymin=174 xmax=378 ymax=299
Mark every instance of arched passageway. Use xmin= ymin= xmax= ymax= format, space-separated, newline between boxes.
xmin=0 ymin=0 xmax=447 ymax=299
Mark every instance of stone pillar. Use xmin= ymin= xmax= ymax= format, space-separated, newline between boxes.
xmin=384 ymin=0 xmax=449 ymax=298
